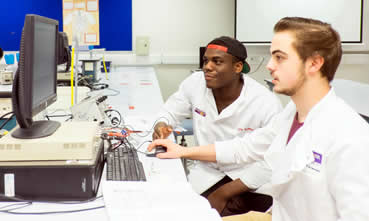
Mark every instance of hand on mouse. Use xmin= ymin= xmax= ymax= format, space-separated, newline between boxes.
xmin=147 ymin=139 xmax=185 ymax=159
xmin=152 ymin=122 xmax=173 ymax=140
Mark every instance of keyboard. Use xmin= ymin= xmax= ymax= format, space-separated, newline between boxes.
xmin=106 ymin=146 xmax=147 ymax=181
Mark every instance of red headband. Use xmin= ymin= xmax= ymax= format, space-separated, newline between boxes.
xmin=207 ymin=44 xmax=228 ymax=52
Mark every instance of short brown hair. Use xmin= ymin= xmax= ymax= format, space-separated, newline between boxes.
xmin=274 ymin=17 xmax=342 ymax=82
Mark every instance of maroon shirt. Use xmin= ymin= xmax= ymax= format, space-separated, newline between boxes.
xmin=287 ymin=113 xmax=304 ymax=144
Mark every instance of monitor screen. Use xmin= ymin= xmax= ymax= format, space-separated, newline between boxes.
xmin=33 ymin=21 xmax=56 ymax=111
xmin=11 ymin=14 xmax=60 ymax=139
xmin=57 ymin=32 xmax=71 ymax=72
xmin=199 ymin=46 xmax=206 ymax=69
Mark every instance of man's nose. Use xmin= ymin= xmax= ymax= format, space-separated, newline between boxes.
xmin=266 ymin=58 xmax=274 ymax=72
xmin=203 ymin=61 xmax=213 ymax=73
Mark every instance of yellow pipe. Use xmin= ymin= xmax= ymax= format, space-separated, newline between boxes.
xmin=102 ymin=55 xmax=108 ymax=80
xmin=71 ymin=47 xmax=75 ymax=106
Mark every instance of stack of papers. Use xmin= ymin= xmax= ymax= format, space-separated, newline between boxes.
xmin=103 ymin=181 xmax=222 ymax=221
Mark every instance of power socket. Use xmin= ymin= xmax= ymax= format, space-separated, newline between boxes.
xmin=0 ymin=98 xmax=12 ymax=116
xmin=136 ymin=36 xmax=150 ymax=56
xmin=0 ymin=71 xmax=13 ymax=85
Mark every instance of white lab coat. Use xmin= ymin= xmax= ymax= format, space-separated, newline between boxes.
xmin=159 ymin=71 xmax=282 ymax=193
xmin=216 ymin=89 xmax=369 ymax=221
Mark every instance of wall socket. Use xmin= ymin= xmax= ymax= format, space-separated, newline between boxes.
xmin=136 ymin=36 xmax=150 ymax=56
xmin=0 ymin=98 xmax=12 ymax=116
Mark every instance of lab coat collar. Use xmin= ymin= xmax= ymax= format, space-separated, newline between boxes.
xmin=205 ymin=74 xmax=247 ymax=120
xmin=302 ymin=88 xmax=335 ymax=125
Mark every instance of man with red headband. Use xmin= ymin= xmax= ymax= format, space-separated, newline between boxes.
xmin=153 ymin=36 xmax=282 ymax=216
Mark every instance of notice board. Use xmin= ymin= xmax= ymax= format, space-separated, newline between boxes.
xmin=0 ymin=0 xmax=132 ymax=51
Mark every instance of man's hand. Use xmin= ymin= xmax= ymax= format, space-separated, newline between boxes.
xmin=147 ymin=139 xmax=185 ymax=159
xmin=152 ymin=122 xmax=173 ymax=140
xmin=148 ymin=141 xmax=216 ymax=162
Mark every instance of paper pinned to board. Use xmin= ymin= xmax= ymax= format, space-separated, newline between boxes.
xmin=103 ymin=181 xmax=222 ymax=221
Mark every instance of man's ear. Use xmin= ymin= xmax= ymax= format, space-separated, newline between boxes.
xmin=307 ymin=54 xmax=324 ymax=75
xmin=233 ymin=61 xmax=243 ymax=74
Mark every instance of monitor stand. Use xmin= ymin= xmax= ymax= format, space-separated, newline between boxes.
xmin=11 ymin=120 xmax=61 ymax=139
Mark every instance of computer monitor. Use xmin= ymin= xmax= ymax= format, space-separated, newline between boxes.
xmin=361 ymin=114 xmax=369 ymax=124
xmin=199 ymin=46 xmax=206 ymax=69
xmin=57 ymin=32 xmax=71 ymax=72
xmin=11 ymin=14 xmax=60 ymax=139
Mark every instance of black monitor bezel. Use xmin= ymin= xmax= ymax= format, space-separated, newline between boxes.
xmin=11 ymin=14 xmax=60 ymax=139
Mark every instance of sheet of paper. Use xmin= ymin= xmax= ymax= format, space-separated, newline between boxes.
xmin=142 ymin=157 xmax=187 ymax=183
xmin=103 ymin=181 xmax=221 ymax=221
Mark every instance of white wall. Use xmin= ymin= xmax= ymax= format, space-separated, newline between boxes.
xmin=128 ymin=0 xmax=369 ymax=104
xmin=132 ymin=0 xmax=235 ymax=62
xmin=78 ymin=0 xmax=369 ymax=104
xmin=131 ymin=0 xmax=236 ymax=101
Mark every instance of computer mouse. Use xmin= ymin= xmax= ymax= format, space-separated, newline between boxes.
xmin=154 ymin=145 xmax=167 ymax=156
xmin=145 ymin=145 xmax=167 ymax=157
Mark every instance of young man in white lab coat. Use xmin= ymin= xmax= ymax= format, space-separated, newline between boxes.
xmin=153 ymin=36 xmax=282 ymax=216
xmin=149 ymin=17 xmax=369 ymax=221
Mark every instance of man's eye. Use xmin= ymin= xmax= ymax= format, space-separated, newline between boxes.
xmin=275 ymin=55 xmax=283 ymax=61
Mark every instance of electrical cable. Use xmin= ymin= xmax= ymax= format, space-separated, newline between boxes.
xmin=0 ymin=113 xmax=15 ymax=130
xmin=85 ymin=85 xmax=120 ymax=97
xmin=135 ymin=149 xmax=149 ymax=155
xmin=116 ymin=116 xmax=172 ymax=138
xmin=45 ymin=114 xmax=73 ymax=118
xmin=0 ymin=111 xmax=14 ymax=120
xmin=111 ymin=141 xmax=124 ymax=150
xmin=103 ymin=87 xmax=120 ymax=96
xmin=0 ymin=193 xmax=103 ymax=204
xmin=104 ymin=109 xmax=123 ymax=126
xmin=0 ymin=205 xmax=105 ymax=215
xmin=141 ymin=116 xmax=172 ymax=137
xmin=0 ymin=202 xmax=31 ymax=211
xmin=0 ymin=202 xmax=33 ymax=213
xmin=248 ymin=57 xmax=265 ymax=74
xmin=0 ymin=194 xmax=105 ymax=215
xmin=134 ymin=140 xmax=152 ymax=151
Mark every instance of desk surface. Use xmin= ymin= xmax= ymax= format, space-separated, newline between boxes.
xmin=100 ymin=66 xmax=165 ymax=116
xmin=0 ymin=66 xmax=220 ymax=220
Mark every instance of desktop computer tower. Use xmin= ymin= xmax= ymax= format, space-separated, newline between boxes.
xmin=0 ymin=141 xmax=105 ymax=201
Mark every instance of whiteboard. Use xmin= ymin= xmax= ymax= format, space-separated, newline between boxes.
xmin=236 ymin=0 xmax=368 ymax=51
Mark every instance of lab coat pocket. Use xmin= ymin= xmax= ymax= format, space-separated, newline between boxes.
xmin=300 ymin=165 xmax=324 ymax=182
xmin=295 ymin=166 xmax=330 ymax=205
xmin=295 ymin=163 xmax=328 ymax=202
